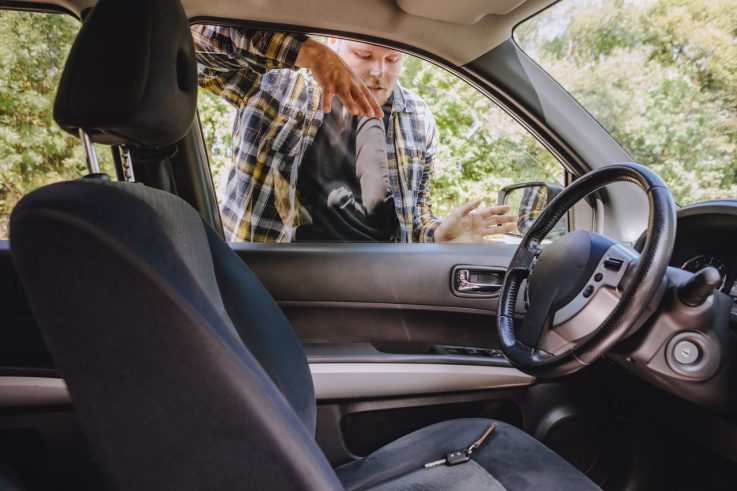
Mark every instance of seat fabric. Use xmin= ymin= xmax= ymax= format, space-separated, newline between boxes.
xmin=11 ymin=180 xmax=599 ymax=491
xmin=0 ymin=463 xmax=25 ymax=491
xmin=336 ymin=419 xmax=598 ymax=491
xmin=10 ymin=180 xmax=340 ymax=490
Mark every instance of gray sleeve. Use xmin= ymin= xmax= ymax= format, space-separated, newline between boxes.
xmin=355 ymin=117 xmax=392 ymax=216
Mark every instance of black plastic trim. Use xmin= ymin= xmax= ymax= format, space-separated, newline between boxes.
xmin=170 ymin=116 xmax=224 ymax=235
xmin=0 ymin=1 xmax=77 ymax=17
xmin=304 ymin=343 xmax=512 ymax=367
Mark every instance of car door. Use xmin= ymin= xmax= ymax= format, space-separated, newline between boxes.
xmin=192 ymin=24 xmax=623 ymax=480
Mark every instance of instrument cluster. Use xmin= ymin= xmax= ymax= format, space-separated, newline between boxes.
xmin=670 ymin=202 xmax=737 ymax=302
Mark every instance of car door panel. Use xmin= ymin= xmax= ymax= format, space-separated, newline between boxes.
xmin=0 ymin=242 xmax=54 ymax=371
xmin=230 ymin=242 xmax=553 ymax=467
xmin=233 ymin=242 xmax=517 ymax=303
xmin=232 ymin=242 xmax=518 ymax=351
xmin=233 ymin=242 xmax=540 ymax=398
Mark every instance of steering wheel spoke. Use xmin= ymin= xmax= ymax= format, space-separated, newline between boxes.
xmin=517 ymin=295 xmax=555 ymax=348
xmin=538 ymin=244 xmax=638 ymax=356
xmin=551 ymin=243 xmax=638 ymax=326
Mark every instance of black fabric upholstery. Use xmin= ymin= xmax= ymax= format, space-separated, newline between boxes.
xmin=0 ymin=463 xmax=25 ymax=491
xmin=53 ymin=0 xmax=197 ymax=146
xmin=336 ymin=419 xmax=599 ymax=491
xmin=205 ymin=225 xmax=317 ymax=434
xmin=370 ymin=460 xmax=505 ymax=491
xmin=10 ymin=181 xmax=340 ymax=491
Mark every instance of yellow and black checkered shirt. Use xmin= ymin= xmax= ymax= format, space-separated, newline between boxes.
xmin=192 ymin=25 xmax=442 ymax=243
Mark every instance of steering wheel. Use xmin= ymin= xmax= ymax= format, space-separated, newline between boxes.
xmin=497 ymin=163 xmax=676 ymax=378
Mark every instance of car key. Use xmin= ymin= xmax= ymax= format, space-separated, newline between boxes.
xmin=423 ymin=421 xmax=497 ymax=469
xmin=424 ymin=450 xmax=471 ymax=468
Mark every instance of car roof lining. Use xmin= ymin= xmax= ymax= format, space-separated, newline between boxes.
xmin=10 ymin=0 xmax=557 ymax=66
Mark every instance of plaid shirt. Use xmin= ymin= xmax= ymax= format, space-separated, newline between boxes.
xmin=192 ymin=25 xmax=442 ymax=243
xmin=517 ymin=186 xmax=548 ymax=234
xmin=517 ymin=184 xmax=566 ymax=238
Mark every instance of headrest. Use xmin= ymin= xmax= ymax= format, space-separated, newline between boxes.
xmin=53 ymin=0 xmax=197 ymax=147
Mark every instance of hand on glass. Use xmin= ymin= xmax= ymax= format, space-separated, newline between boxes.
xmin=434 ymin=200 xmax=517 ymax=243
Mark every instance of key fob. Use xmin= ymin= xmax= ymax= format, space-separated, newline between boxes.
xmin=445 ymin=450 xmax=470 ymax=465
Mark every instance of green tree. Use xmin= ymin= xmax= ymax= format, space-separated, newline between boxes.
xmin=0 ymin=11 xmax=112 ymax=238
xmin=400 ymin=57 xmax=563 ymax=215
xmin=516 ymin=0 xmax=737 ymax=205
xmin=197 ymin=88 xmax=236 ymax=207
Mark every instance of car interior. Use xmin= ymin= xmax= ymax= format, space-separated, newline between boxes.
xmin=1 ymin=0 xmax=737 ymax=490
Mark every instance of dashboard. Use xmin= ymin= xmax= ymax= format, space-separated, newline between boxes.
xmin=669 ymin=200 xmax=737 ymax=302
xmin=617 ymin=199 xmax=737 ymax=414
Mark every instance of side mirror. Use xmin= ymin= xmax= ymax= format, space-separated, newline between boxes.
xmin=497 ymin=181 xmax=566 ymax=237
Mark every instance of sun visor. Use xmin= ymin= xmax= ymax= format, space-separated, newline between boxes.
xmin=53 ymin=0 xmax=197 ymax=147
xmin=396 ymin=0 xmax=526 ymax=24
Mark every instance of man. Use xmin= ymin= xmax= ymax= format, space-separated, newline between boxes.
xmin=192 ymin=25 xmax=515 ymax=242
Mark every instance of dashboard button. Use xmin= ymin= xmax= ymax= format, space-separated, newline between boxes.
xmin=604 ymin=258 xmax=624 ymax=271
xmin=582 ymin=285 xmax=595 ymax=298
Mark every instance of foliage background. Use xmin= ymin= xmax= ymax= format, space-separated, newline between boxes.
xmin=516 ymin=0 xmax=737 ymax=205
xmin=0 ymin=11 xmax=113 ymax=238
xmin=2 ymin=0 xmax=736 ymax=237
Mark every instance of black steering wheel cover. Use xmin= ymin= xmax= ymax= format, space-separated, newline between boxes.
xmin=497 ymin=163 xmax=676 ymax=377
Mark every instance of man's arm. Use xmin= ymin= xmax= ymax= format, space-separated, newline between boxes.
xmin=415 ymin=108 xmax=516 ymax=243
xmin=192 ymin=25 xmax=381 ymax=117
xmin=355 ymin=116 xmax=392 ymax=216
xmin=191 ymin=25 xmax=307 ymax=106
xmin=295 ymin=40 xmax=381 ymax=117
xmin=191 ymin=25 xmax=308 ymax=74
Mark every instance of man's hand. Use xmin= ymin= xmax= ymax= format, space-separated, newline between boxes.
xmin=434 ymin=200 xmax=517 ymax=243
xmin=295 ymin=39 xmax=382 ymax=118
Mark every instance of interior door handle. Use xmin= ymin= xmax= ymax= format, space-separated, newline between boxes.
xmin=452 ymin=266 xmax=505 ymax=297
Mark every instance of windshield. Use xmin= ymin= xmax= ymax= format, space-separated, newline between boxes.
xmin=515 ymin=0 xmax=737 ymax=206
